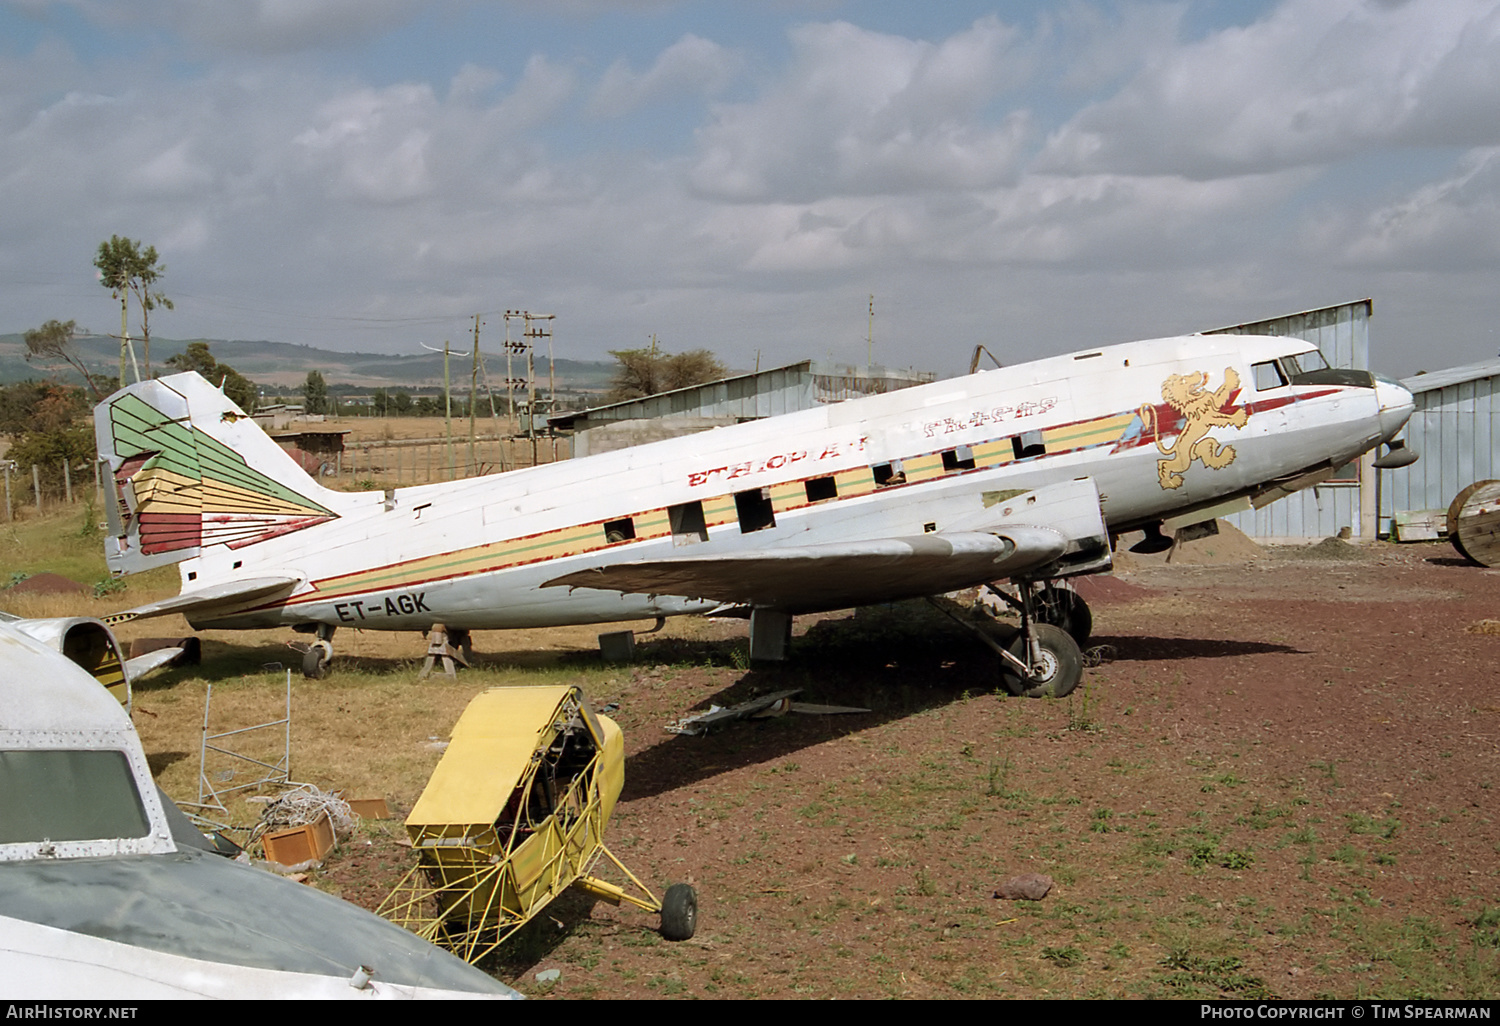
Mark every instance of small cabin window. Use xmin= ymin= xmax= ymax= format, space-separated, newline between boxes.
xmin=668 ymin=502 xmax=709 ymax=547
xmin=942 ymin=446 xmax=976 ymax=472
xmin=603 ymin=517 xmax=635 ymax=543
xmin=805 ymin=476 xmax=838 ymax=503
xmin=1253 ymin=361 xmax=1287 ymax=391
xmin=872 ymin=461 xmax=906 ymax=487
xmin=1011 ymin=432 xmax=1045 ymax=460
xmin=734 ymin=488 xmax=776 ymax=534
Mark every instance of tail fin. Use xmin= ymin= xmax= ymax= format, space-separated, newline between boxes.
xmin=95 ymin=373 xmax=342 ymax=576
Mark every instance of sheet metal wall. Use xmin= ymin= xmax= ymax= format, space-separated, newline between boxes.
xmin=1206 ymin=300 xmax=1372 ymax=540
xmin=555 ymin=361 xmax=935 ymax=430
xmin=1379 ymin=367 xmax=1500 ymax=526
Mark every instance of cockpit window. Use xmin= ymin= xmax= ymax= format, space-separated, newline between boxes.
xmin=1253 ymin=361 xmax=1287 ymax=390
xmin=1282 ymin=350 xmax=1330 ymax=376
xmin=0 ymin=749 xmax=150 ymax=844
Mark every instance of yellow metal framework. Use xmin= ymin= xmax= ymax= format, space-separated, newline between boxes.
xmin=377 ymin=687 xmax=662 ymax=964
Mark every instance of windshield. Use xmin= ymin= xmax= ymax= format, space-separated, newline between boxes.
xmin=0 ymin=749 xmax=150 ymax=844
xmin=1282 ymin=350 xmax=1331 ymax=376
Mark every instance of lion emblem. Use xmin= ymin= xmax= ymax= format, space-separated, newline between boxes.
xmin=1140 ymin=368 xmax=1249 ymax=490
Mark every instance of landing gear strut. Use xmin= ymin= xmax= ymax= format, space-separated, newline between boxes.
xmin=986 ymin=581 xmax=1093 ymax=646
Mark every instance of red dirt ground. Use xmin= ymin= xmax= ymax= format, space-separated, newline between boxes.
xmin=320 ymin=539 xmax=1500 ymax=999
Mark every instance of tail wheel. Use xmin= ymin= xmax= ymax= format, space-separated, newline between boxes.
xmin=302 ymin=640 xmax=332 ymax=680
xmin=1001 ymin=623 xmax=1083 ymax=698
xmin=660 ymin=883 xmax=698 ymax=941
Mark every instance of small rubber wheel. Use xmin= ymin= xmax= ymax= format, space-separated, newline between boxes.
xmin=1000 ymin=623 xmax=1083 ymax=699
xmin=302 ymin=643 xmax=330 ymax=680
xmin=660 ymin=883 xmax=698 ymax=941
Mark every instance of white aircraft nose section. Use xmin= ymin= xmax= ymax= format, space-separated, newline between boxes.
xmin=1375 ymin=375 xmax=1415 ymax=443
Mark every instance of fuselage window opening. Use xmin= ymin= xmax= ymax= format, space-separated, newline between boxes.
xmin=1253 ymin=361 xmax=1287 ymax=391
xmin=872 ymin=460 xmax=906 ymax=487
xmin=734 ymin=488 xmax=777 ymax=534
xmin=603 ymin=517 xmax=636 ymax=543
xmin=1011 ymin=432 xmax=1045 ymax=460
xmin=668 ymin=501 xmax=709 ymax=547
xmin=805 ymin=476 xmax=838 ymax=502
xmin=941 ymin=446 xmax=976 ymax=472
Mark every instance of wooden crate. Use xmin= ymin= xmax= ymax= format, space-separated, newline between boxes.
xmin=261 ymin=812 xmax=335 ymax=866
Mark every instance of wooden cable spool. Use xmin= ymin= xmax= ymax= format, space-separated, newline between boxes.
xmin=1447 ymin=480 xmax=1500 ymax=567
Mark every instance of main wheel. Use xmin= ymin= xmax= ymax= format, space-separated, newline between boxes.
xmin=660 ymin=883 xmax=698 ymax=941
xmin=1034 ymin=585 xmax=1092 ymax=646
xmin=1000 ymin=623 xmax=1083 ymax=698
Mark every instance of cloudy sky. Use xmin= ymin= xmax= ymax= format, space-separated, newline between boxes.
xmin=3 ymin=0 xmax=1498 ymax=377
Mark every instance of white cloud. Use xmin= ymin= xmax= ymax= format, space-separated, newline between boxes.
xmin=1037 ymin=0 xmax=1500 ymax=179
xmin=1336 ymin=147 xmax=1500 ymax=269
xmin=5 ymin=2 xmax=1500 ymax=376
xmin=589 ymin=34 xmax=741 ymax=117
xmin=690 ymin=17 xmax=1030 ymax=201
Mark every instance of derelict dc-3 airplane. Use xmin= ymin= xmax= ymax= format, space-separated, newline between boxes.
xmin=94 ymin=332 xmax=1417 ymax=697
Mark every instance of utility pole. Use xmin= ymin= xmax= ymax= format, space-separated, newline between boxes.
xmin=867 ymin=293 xmax=874 ymax=367
xmin=470 ymin=314 xmax=481 ymax=474
xmin=421 ymin=340 xmax=472 ymax=480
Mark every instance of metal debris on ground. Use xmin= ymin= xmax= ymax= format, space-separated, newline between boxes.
xmin=789 ymin=701 xmax=872 ymax=716
xmin=666 ymin=690 xmax=870 ymax=734
xmin=1082 ymin=644 xmax=1116 ymax=667
xmin=666 ymin=690 xmax=803 ymax=735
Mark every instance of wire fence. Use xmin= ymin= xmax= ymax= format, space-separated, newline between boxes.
xmin=0 ymin=432 xmax=574 ymax=521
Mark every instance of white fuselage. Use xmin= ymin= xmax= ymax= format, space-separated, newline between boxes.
xmin=164 ymin=333 xmax=1407 ymax=631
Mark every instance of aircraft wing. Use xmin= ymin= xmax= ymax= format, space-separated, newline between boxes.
xmin=102 ymin=576 xmax=301 ymax=626
xmin=545 ymin=478 xmax=1109 ymax=613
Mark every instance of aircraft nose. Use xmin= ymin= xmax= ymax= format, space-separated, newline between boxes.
xmin=1374 ymin=374 xmax=1415 ymax=443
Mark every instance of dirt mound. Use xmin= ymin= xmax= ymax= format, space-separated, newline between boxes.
xmin=1165 ymin=519 xmax=1262 ymax=565
xmin=4 ymin=572 xmax=87 ymax=595
xmin=1280 ymin=536 xmax=1368 ymax=561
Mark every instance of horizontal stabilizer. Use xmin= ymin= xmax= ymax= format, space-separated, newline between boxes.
xmin=102 ymin=577 xmax=301 ymax=626
xmin=123 ymin=645 xmax=192 ymax=682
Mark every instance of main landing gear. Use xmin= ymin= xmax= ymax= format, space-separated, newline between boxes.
xmin=984 ymin=581 xmax=1089 ymax=699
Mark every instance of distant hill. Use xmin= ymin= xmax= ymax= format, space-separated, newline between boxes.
xmin=0 ymin=333 xmax=619 ymax=396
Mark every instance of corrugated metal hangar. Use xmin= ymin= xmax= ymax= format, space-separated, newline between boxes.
xmin=1380 ymin=357 xmax=1500 ymax=533
xmin=550 ymin=361 xmax=935 ymax=457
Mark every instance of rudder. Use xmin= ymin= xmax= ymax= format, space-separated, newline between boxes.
xmin=96 ymin=373 xmax=342 ymax=576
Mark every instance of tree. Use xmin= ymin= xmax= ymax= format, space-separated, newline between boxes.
xmin=302 ymin=371 xmax=329 ymax=416
xmin=0 ymin=381 xmax=94 ymax=496
xmin=24 ymin=319 xmax=102 ymax=399
xmin=94 ymin=235 xmax=173 ymax=382
xmin=165 ymin=341 xmax=258 ymax=413
xmin=606 ymin=343 xmax=726 ymax=402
